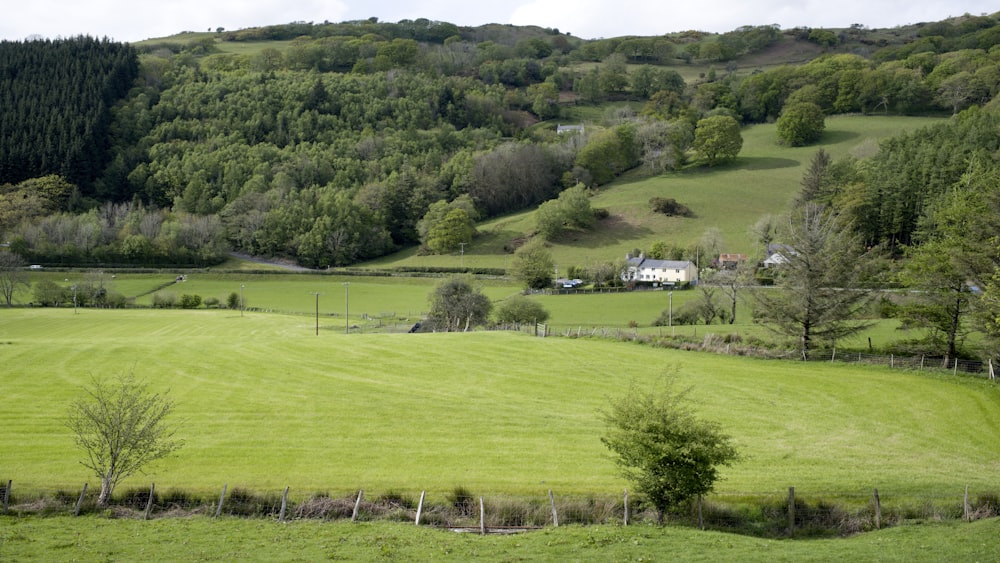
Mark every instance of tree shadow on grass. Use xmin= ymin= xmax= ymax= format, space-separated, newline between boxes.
xmin=557 ymin=214 xmax=655 ymax=249
xmin=733 ymin=156 xmax=802 ymax=171
xmin=820 ymin=129 xmax=860 ymax=145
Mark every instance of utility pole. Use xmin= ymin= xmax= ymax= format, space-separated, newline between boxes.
xmin=311 ymin=292 xmax=321 ymax=335
xmin=459 ymin=242 xmax=466 ymax=269
xmin=240 ymin=284 xmax=245 ymax=317
xmin=344 ymin=282 xmax=350 ymax=334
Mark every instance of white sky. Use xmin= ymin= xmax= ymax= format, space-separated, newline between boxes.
xmin=0 ymin=1 xmax=996 ymax=43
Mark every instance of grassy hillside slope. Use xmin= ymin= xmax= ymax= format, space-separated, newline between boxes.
xmin=365 ymin=115 xmax=945 ymax=270
xmin=2 ymin=309 xmax=997 ymax=498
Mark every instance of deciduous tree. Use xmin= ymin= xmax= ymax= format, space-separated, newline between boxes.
xmin=427 ymin=275 xmax=492 ymax=331
xmin=776 ymin=102 xmax=826 ymax=146
xmin=0 ymin=250 xmax=29 ymax=306
xmin=601 ymin=376 xmax=740 ymax=524
xmin=67 ymin=372 xmax=182 ymax=507
xmin=510 ymin=239 xmax=555 ymax=290
xmin=693 ymin=115 xmax=742 ymax=166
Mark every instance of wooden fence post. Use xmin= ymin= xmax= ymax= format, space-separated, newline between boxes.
xmin=144 ymin=483 xmax=155 ymax=520
xmin=697 ymin=494 xmax=704 ymax=530
xmin=872 ymin=488 xmax=881 ymax=530
xmin=74 ymin=483 xmax=88 ymax=516
xmin=479 ymin=497 xmax=486 ymax=535
xmin=2 ymin=479 xmax=10 ymax=512
xmin=623 ymin=489 xmax=629 ymax=526
xmin=787 ymin=487 xmax=795 ymax=537
xmin=415 ymin=491 xmax=425 ymax=526
xmin=351 ymin=489 xmax=363 ymax=523
xmin=549 ymin=490 xmax=558 ymax=527
xmin=215 ymin=484 xmax=227 ymax=518
xmin=279 ymin=486 xmax=289 ymax=522
xmin=964 ymin=484 xmax=970 ymax=522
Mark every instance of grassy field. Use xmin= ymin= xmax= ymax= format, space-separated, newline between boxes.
xmin=15 ymin=269 xmax=932 ymax=351
xmin=2 ymin=308 xmax=998 ymax=500
xmin=2 ymin=516 xmax=999 ymax=562
xmin=364 ymin=115 xmax=945 ymax=271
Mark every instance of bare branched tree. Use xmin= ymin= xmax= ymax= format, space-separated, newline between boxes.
xmin=0 ymin=250 xmax=29 ymax=306
xmin=67 ymin=372 xmax=182 ymax=507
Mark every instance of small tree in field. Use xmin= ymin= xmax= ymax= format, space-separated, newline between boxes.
xmin=601 ymin=377 xmax=739 ymax=524
xmin=67 ymin=372 xmax=182 ymax=507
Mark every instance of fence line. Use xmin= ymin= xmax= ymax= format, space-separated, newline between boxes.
xmin=2 ymin=481 xmax=996 ymax=536
xmin=533 ymin=325 xmax=993 ymax=378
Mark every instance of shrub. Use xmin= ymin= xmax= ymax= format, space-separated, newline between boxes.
xmin=649 ymin=197 xmax=693 ymax=217
xmin=178 ymin=294 xmax=202 ymax=309
xmin=203 ymin=297 xmax=220 ymax=308
xmin=151 ymin=292 xmax=177 ymax=308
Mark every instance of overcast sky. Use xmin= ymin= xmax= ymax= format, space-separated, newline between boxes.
xmin=1 ymin=1 xmax=996 ymax=43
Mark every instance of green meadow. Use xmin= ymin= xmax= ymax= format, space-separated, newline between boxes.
xmin=2 ymin=308 xmax=998 ymax=499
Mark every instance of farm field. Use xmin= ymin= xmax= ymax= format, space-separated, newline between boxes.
xmin=2 ymin=308 xmax=998 ymax=499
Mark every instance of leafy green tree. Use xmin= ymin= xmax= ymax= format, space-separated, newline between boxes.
xmin=427 ymin=275 xmax=492 ymax=331
xmin=601 ymin=377 xmax=740 ymax=524
xmin=575 ymin=125 xmax=640 ymax=185
xmin=427 ymin=208 xmax=475 ymax=254
xmin=693 ymin=115 xmax=743 ymax=166
xmin=749 ymin=203 xmax=878 ymax=358
xmin=535 ymin=184 xmax=595 ymax=241
xmin=67 ymin=372 xmax=182 ymax=507
xmin=510 ymin=239 xmax=555 ymax=290
xmin=776 ymin=102 xmax=826 ymax=146
xmin=494 ymin=294 xmax=550 ymax=324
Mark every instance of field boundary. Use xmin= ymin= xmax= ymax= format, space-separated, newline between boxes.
xmin=2 ymin=481 xmax=997 ymax=538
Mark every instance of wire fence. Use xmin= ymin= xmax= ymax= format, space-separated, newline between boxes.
xmin=534 ymin=325 xmax=995 ymax=379
xmin=2 ymin=481 xmax=996 ymax=537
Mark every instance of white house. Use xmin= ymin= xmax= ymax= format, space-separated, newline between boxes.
xmin=623 ymin=254 xmax=698 ymax=286
xmin=763 ymin=243 xmax=796 ymax=268
xmin=556 ymin=123 xmax=584 ymax=135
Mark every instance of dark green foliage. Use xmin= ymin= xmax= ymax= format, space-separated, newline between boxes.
xmin=839 ymin=107 xmax=1000 ymax=251
xmin=426 ymin=275 xmax=492 ymax=331
xmin=0 ymin=37 xmax=139 ymax=191
xmin=178 ymin=294 xmax=202 ymax=309
xmin=649 ymin=197 xmax=693 ymax=217
xmin=776 ymin=102 xmax=826 ymax=146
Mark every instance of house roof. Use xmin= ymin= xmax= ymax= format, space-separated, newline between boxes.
xmin=626 ymin=257 xmax=693 ymax=269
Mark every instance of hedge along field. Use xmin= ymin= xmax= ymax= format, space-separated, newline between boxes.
xmin=2 ymin=308 xmax=999 ymax=500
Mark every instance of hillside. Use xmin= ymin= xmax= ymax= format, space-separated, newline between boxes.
xmin=2 ymin=13 xmax=999 ymax=271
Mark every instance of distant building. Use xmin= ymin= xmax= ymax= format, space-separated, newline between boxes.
xmin=718 ymin=253 xmax=747 ymax=269
xmin=623 ymin=253 xmax=698 ymax=286
xmin=556 ymin=124 xmax=584 ymax=135
xmin=763 ymin=243 xmax=796 ymax=268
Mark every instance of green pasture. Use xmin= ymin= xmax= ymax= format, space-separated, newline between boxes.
xmin=15 ymin=270 xmax=925 ymax=350
xmin=2 ymin=516 xmax=998 ymax=562
xmin=2 ymin=308 xmax=998 ymax=500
